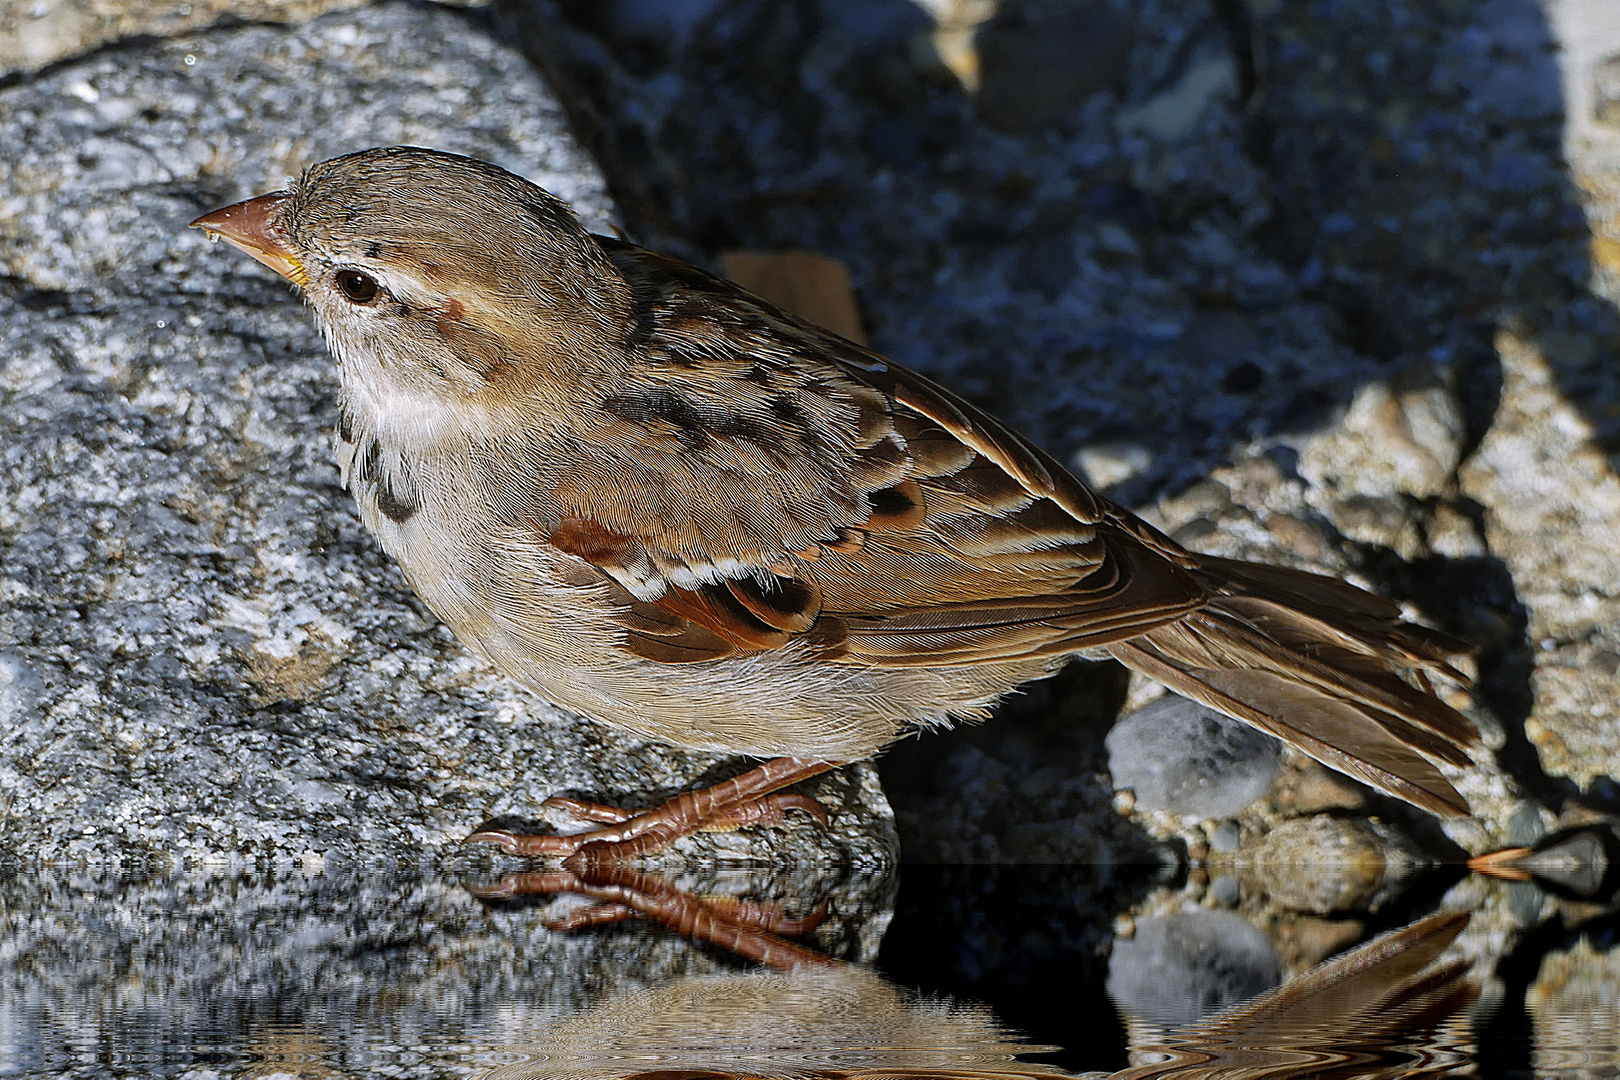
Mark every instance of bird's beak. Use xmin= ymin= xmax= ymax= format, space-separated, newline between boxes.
xmin=189 ymin=192 xmax=306 ymax=286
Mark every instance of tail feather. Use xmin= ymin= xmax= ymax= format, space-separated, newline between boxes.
xmin=1111 ymin=558 xmax=1479 ymax=818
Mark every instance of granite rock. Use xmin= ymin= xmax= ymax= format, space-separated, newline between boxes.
xmin=0 ymin=1 xmax=895 ymax=866
xmin=1460 ymin=330 xmax=1620 ymax=800
xmin=0 ymin=0 xmax=374 ymax=77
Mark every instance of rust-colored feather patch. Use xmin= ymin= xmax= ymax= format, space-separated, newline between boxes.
xmin=549 ymin=516 xmax=637 ymax=565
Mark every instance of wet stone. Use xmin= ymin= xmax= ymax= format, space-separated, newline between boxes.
xmin=1106 ymin=695 xmax=1283 ymax=819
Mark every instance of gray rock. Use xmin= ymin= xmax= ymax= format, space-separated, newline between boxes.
xmin=0 ymin=2 xmax=894 ymax=866
xmin=1106 ymin=695 xmax=1282 ymax=819
xmin=1598 ymin=52 xmax=1620 ymax=128
xmin=1115 ymin=35 xmax=1238 ymax=142
xmin=1515 ymin=828 xmax=1611 ymax=898
xmin=1107 ymin=910 xmax=1282 ymax=1028
xmin=1207 ymin=819 xmax=1241 ymax=853
xmin=1458 ymin=331 xmax=1620 ymax=797
xmin=1298 ymin=362 xmax=1466 ymax=505
xmin=0 ymin=0 xmax=372 ymax=78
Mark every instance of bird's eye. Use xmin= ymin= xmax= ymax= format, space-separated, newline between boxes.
xmin=335 ymin=270 xmax=380 ymax=304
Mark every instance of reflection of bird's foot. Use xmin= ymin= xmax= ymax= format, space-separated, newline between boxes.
xmin=1466 ymin=846 xmax=1536 ymax=881
xmin=463 ymin=756 xmax=836 ymax=863
xmin=465 ymin=865 xmax=836 ymax=971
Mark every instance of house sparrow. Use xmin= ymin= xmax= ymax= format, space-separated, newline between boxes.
xmin=191 ymin=146 xmax=1478 ymax=861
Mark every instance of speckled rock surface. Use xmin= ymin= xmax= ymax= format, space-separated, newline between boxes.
xmin=0 ymin=0 xmax=895 ymax=866
xmin=499 ymin=0 xmax=1620 ymax=862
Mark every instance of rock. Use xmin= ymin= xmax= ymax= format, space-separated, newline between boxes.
xmin=1073 ymin=440 xmax=1154 ymax=489
xmin=974 ymin=0 xmax=1133 ymax=134
xmin=1116 ymin=38 xmax=1239 ymax=142
xmin=0 ymin=3 xmax=894 ymax=866
xmin=0 ymin=0 xmax=377 ymax=77
xmin=1598 ymin=53 xmax=1620 ymax=128
xmin=1248 ymin=817 xmax=1427 ymax=913
xmin=1207 ymin=819 xmax=1242 ymax=854
xmin=1009 ymin=233 xmax=1080 ymax=297
xmin=1515 ymin=827 xmax=1612 ymax=898
xmin=1106 ymin=910 xmax=1282 ymax=1027
xmin=1459 ymin=331 xmax=1620 ymax=793
xmin=1106 ymin=695 xmax=1283 ymax=819
xmin=1299 ymin=364 xmax=1466 ymax=504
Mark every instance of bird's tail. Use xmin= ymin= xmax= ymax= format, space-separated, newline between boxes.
xmin=1108 ymin=555 xmax=1479 ymax=817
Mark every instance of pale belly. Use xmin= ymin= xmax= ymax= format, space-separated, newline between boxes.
xmin=338 ymin=435 xmax=1048 ymax=762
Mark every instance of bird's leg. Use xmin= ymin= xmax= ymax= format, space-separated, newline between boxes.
xmin=466 ymin=865 xmax=837 ymax=971
xmin=465 ymin=756 xmax=840 ymax=861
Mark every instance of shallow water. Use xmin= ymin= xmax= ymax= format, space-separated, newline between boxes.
xmin=1 ymin=862 xmax=1615 ymax=1078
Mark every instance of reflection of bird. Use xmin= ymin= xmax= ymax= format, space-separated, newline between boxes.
xmin=474 ymin=964 xmax=1070 ymax=1080
xmin=192 ymin=146 xmax=1478 ymax=859
xmin=1116 ymin=912 xmax=1476 ymax=1080
xmin=462 ymin=913 xmax=1474 ymax=1080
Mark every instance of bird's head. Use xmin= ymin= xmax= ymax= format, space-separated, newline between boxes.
xmin=191 ymin=146 xmax=634 ymax=412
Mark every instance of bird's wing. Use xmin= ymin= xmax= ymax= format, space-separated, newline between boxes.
xmin=532 ymin=239 xmax=1208 ymax=666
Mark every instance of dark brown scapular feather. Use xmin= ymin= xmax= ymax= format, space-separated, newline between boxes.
xmin=918 ymin=457 xmax=1038 ymax=518
xmin=890 ymin=413 xmax=977 ymax=478
xmin=655 ymin=583 xmax=792 ymax=651
xmin=725 ymin=574 xmax=821 ymax=634
xmin=861 ymin=480 xmax=928 ymax=532
xmin=848 ymin=435 xmax=912 ymax=490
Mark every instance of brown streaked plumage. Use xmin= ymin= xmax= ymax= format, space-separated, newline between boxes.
xmin=191 ymin=146 xmax=1479 ymax=859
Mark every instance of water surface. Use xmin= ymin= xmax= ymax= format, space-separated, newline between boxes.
xmin=2 ymin=861 xmax=1615 ymax=1078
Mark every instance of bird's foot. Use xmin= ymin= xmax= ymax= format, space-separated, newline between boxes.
xmin=464 ymin=756 xmax=838 ymax=863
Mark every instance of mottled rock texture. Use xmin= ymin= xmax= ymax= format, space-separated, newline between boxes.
xmin=0 ymin=1 xmax=894 ymax=866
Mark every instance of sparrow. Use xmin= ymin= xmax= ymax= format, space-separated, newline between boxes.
xmin=191 ymin=146 xmax=1479 ymax=861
